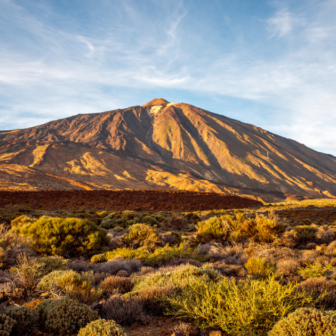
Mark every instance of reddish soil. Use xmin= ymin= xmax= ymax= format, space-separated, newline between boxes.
xmin=0 ymin=190 xmax=262 ymax=211
xmin=278 ymin=207 xmax=336 ymax=223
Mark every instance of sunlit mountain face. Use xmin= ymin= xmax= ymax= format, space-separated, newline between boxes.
xmin=1 ymin=99 xmax=336 ymax=202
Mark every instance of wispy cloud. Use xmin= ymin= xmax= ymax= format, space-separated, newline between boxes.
xmin=1 ymin=0 xmax=336 ymax=155
xmin=266 ymin=9 xmax=303 ymax=37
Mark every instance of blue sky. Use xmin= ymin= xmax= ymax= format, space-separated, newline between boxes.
xmin=1 ymin=0 xmax=336 ymax=155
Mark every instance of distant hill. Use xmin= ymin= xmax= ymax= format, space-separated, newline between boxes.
xmin=1 ymin=98 xmax=336 ymax=202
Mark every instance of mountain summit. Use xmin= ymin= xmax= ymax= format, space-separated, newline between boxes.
xmin=1 ymin=99 xmax=336 ymax=201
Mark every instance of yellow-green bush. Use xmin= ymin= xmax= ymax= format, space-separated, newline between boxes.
xmin=269 ymin=308 xmax=336 ymax=336
xmin=131 ymin=264 xmax=222 ymax=292
xmin=78 ymin=319 xmax=129 ymax=336
xmin=105 ymin=243 xmax=204 ymax=265
xmin=38 ymin=298 xmax=98 ymax=335
xmin=91 ymin=253 xmax=106 ymax=263
xmin=245 ymin=257 xmax=276 ymax=278
xmin=13 ymin=216 xmax=110 ymax=257
xmin=36 ymin=256 xmax=67 ymax=277
xmin=37 ymin=269 xmax=102 ymax=304
xmin=298 ymin=262 xmax=333 ymax=278
xmin=164 ymin=276 xmax=320 ymax=336
xmin=195 ymin=213 xmax=284 ymax=244
xmin=124 ymin=224 xmax=161 ymax=249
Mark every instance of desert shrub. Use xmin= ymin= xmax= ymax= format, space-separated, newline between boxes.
xmin=0 ymin=314 xmax=16 ymax=336
xmin=195 ymin=215 xmax=237 ymax=242
xmin=0 ymin=224 xmax=33 ymax=270
xmin=206 ymin=243 xmax=249 ymax=265
xmin=10 ymin=214 xmax=33 ymax=227
xmin=101 ymin=294 xmax=143 ymax=325
xmin=298 ymin=261 xmax=333 ymax=278
xmin=5 ymin=306 xmax=38 ymax=336
xmin=38 ymin=269 xmax=101 ymax=304
xmin=132 ymin=264 xmax=222 ymax=292
xmin=162 ymin=216 xmax=188 ymax=230
xmin=124 ymin=224 xmax=161 ymax=249
xmin=36 ymin=255 xmax=67 ymax=277
xmin=276 ymin=259 xmax=300 ymax=277
xmin=316 ymin=226 xmax=335 ymax=244
xmin=136 ymin=285 xmax=174 ymax=315
xmin=245 ymin=257 xmax=276 ymax=278
xmin=182 ymin=212 xmax=200 ymax=222
xmin=105 ymin=248 xmax=149 ymax=262
xmin=93 ymin=258 xmax=142 ymax=275
xmin=165 ymin=276 xmax=319 ymax=336
xmin=268 ymin=307 xmax=336 ymax=336
xmin=160 ymin=231 xmax=182 ymax=246
xmin=290 ymin=226 xmax=318 ymax=243
xmin=91 ymin=253 xmax=106 ymax=263
xmin=105 ymin=244 xmax=204 ymax=265
xmin=173 ymin=322 xmax=199 ymax=336
xmin=9 ymin=254 xmax=42 ymax=298
xmin=299 ymin=277 xmax=336 ymax=309
xmin=101 ymin=276 xmax=132 ymax=294
xmin=14 ymin=217 xmax=109 ymax=257
xmin=39 ymin=298 xmax=98 ymax=334
xmin=145 ymin=244 xmax=205 ymax=265
xmin=78 ymin=319 xmax=129 ymax=336
xmin=196 ymin=213 xmax=284 ymax=244
xmin=325 ymin=240 xmax=336 ymax=255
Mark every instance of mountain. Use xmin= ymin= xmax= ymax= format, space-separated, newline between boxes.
xmin=1 ymin=98 xmax=336 ymax=201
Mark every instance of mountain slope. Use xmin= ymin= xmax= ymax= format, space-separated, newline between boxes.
xmin=1 ymin=98 xmax=336 ymax=201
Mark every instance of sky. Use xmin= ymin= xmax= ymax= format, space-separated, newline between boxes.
xmin=1 ymin=0 xmax=336 ymax=155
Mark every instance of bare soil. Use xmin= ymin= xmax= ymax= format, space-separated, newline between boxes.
xmin=0 ymin=190 xmax=262 ymax=211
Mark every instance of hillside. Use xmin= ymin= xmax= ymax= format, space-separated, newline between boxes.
xmin=1 ymin=98 xmax=336 ymax=201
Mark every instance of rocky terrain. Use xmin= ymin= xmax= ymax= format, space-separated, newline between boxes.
xmin=1 ymin=98 xmax=336 ymax=201
xmin=0 ymin=190 xmax=262 ymax=212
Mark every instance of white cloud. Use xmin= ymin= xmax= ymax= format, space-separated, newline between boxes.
xmin=266 ymin=9 xmax=303 ymax=37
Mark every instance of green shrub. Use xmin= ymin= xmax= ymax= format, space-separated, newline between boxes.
xmin=164 ymin=276 xmax=320 ymax=336
xmin=13 ymin=216 xmax=110 ymax=257
xmin=0 ymin=224 xmax=33 ymax=270
xmin=5 ymin=306 xmax=38 ymax=336
xmin=78 ymin=319 xmax=129 ymax=336
xmin=39 ymin=298 xmax=98 ymax=335
xmin=105 ymin=244 xmax=204 ymax=265
xmin=268 ymin=308 xmax=336 ymax=336
xmin=36 ymin=256 xmax=67 ymax=277
xmin=136 ymin=285 xmax=174 ymax=315
xmin=292 ymin=226 xmax=318 ymax=242
xmin=125 ymin=224 xmax=161 ymax=249
xmin=245 ymin=257 xmax=276 ymax=278
xmin=91 ymin=253 xmax=106 ymax=263
xmin=105 ymin=248 xmax=149 ymax=261
xmin=131 ymin=264 xmax=222 ymax=292
xmin=196 ymin=215 xmax=236 ymax=242
xmin=0 ymin=314 xmax=16 ymax=336
xmin=37 ymin=270 xmax=102 ymax=304
xmin=298 ymin=262 xmax=333 ymax=278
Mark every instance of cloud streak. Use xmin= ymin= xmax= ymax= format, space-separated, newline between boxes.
xmin=0 ymin=0 xmax=336 ymax=155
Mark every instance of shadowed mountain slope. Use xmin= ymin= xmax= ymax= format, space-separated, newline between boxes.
xmin=1 ymin=99 xmax=336 ymax=201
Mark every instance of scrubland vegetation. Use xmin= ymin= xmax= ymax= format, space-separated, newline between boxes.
xmin=1 ymin=200 xmax=336 ymax=335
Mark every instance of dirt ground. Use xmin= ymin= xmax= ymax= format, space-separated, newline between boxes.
xmin=0 ymin=190 xmax=262 ymax=211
